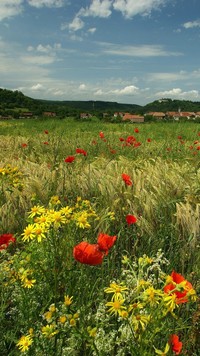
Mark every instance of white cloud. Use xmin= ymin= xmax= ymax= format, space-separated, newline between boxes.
xmin=155 ymin=88 xmax=199 ymax=99
xmin=147 ymin=71 xmax=188 ymax=82
xmin=21 ymin=55 xmax=56 ymax=65
xmin=0 ymin=0 xmax=23 ymax=21
xmin=31 ymin=83 xmax=45 ymax=91
xmin=78 ymin=0 xmax=112 ymax=18
xmin=98 ymin=42 xmax=182 ymax=57
xmin=79 ymin=83 xmax=87 ymax=90
xmin=112 ymin=85 xmax=139 ymax=95
xmin=68 ymin=17 xmax=84 ymax=31
xmin=112 ymin=0 xmax=167 ymax=18
xmin=27 ymin=0 xmax=66 ymax=8
xmin=183 ymin=19 xmax=200 ymax=29
xmin=88 ymin=27 xmax=97 ymax=34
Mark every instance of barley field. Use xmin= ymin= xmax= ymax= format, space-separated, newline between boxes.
xmin=0 ymin=118 xmax=200 ymax=355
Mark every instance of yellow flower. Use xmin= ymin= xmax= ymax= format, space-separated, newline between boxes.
xmin=60 ymin=206 xmax=73 ymax=218
xmin=75 ymin=212 xmax=91 ymax=229
xmin=21 ymin=224 xmax=35 ymax=242
xmin=59 ymin=315 xmax=67 ymax=324
xmin=16 ymin=335 xmax=33 ymax=352
xmin=64 ymin=295 xmax=73 ymax=306
xmin=49 ymin=196 xmax=61 ymax=206
xmin=44 ymin=311 xmax=53 ymax=323
xmin=49 ymin=211 xmax=67 ymax=227
xmin=69 ymin=318 xmax=76 ymax=326
xmin=41 ymin=324 xmax=58 ymax=338
xmin=132 ymin=314 xmax=151 ymax=332
xmin=104 ymin=282 xmax=128 ymax=300
xmin=87 ymin=326 xmax=97 ymax=338
xmin=33 ymin=224 xmax=47 ymax=242
xmin=187 ymin=288 xmax=197 ymax=301
xmin=154 ymin=342 xmax=170 ymax=355
xmin=28 ymin=205 xmax=46 ymax=218
xmin=163 ymin=294 xmax=178 ymax=312
xmin=49 ymin=304 xmax=57 ymax=313
xmin=142 ymin=287 xmax=162 ymax=306
xmin=106 ymin=299 xmax=126 ymax=316
xmin=22 ymin=278 xmax=36 ymax=289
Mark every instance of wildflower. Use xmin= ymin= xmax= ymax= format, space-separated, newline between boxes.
xmin=134 ymin=128 xmax=139 ymax=133
xmin=73 ymin=241 xmax=104 ymax=265
xmin=170 ymin=334 xmax=182 ymax=355
xmin=106 ymin=299 xmax=126 ymax=316
xmin=147 ymin=138 xmax=151 ymax=142
xmin=49 ymin=211 xmax=67 ymax=226
xmin=154 ymin=342 xmax=170 ymax=355
xmin=126 ymin=214 xmax=137 ymax=225
xmin=163 ymin=294 xmax=177 ymax=312
xmin=0 ymin=233 xmax=16 ymax=250
xmin=21 ymin=224 xmax=35 ymax=242
xmin=97 ymin=233 xmax=117 ymax=254
xmin=28 ymin=205 xmax=46 ymax=218
xmin=104 ymin=282 xmax=128 ymax=300
xmin=164 ymin=271 xmax=194 ymax=304
xmin=69 ymin=318 xmax=76 ymax=326
xmin=21 ymin=143 xmax=28 ymax=148
xmin=76 ymin=148 xmax=87 ymax=156
xmin=142 ymin=287 xmax=162 ymax=306
xmin=16 ymin=335 xmax=33 ymax=352
xmin=132 ymin=314 xmax=151 ymax=331
xmin=49 ymin=195 xmax=61 ymax=206
xmin=33 ymin=224 xmax=47 ymax=242
xmin=119 ymin=137 xmax=125 ymax=141
xmin=43 ymin=141 xmax=49 ymax=145
xmin=99 ymin=131 xmax=105 ymax=138
xmin=64 ymin=295 xmax=73 ymax=306
xmin=23 ymin=278 xmax=36 ymax=289
xmin=64 ymin=155 xmax=75 ymax=163
xmin=122 ymin=173 xmax=132 ymax=186
xmin=59 ymin=315 xmax=67 ymax=324
xmin=41 ymin=324 xmax=58 ymax=338
xmin=76 ymin=212 xmax=91 ymax=229
xmin=44 ymin=130 xmax=49 ymax=134
xmin=44 ymin=311 xmax=53 ymax=323
xmin=87 ymin=326 xmax=97 ymax=338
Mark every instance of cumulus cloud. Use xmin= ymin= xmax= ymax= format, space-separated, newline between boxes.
xmin=79 ymin=83 xmax=86 ymax=90
xmin=78 ymin=0 xmax=112 ymax=18
xmin=183 ymin=19 xmax=200 ymax=29
xmin=112 ymin=0 xmax=167 ymax=18
xmin=88 ymin=27 xmax=97 ymax=34
xmin=155 ymin=88 xmax=199 ymax=99
xmin=68 ymin=17 xmax=84 ymax=31
xmin=0 ymin=0 xmax=23 ymax=21
xmin=30 ymin=83 xmax=45 ymax=91
xmin=112 ymin=85 xmax=139 ymax=95
xmin=27 ymin=0 xmax=66 ymax=8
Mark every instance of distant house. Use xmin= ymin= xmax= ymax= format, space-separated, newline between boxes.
xmin=80 ymin=113 xmax=92 ymax=119
xmin=20 ymin=112 xmax=33 ymax=118
xmin=43 ymin=112 xmax=56 ymax=117
xmin=166 ymin=111 xmax=196 ymax=120
xmin=123 ymin=113 xmax=144 ymax=123
xmin=114 ymin=112 xmax=124 ymax=118
xmin=146 ymin=112 xmax=165 ymax=119
xmin=0 ymin=115 xmax=11 ymax=120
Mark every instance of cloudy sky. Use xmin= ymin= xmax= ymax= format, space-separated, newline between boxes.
xmin=0 ymin=0 xmax=200 ymax=105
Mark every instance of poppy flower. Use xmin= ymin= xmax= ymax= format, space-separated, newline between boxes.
xmin=170 ymin=334 xmax=182 ymax=355
xmin=97 ymin=233 xmax=117 ymax=254
xmin=147 ymin=138 xmax=151 ymax=142
xmin=126 ymin=136 xmax=136 ymax=144
xmin=119 ymin=137 xmax=125 ymax=142
xmin=76 ymin=148 xmax=87 ymax=156
xmin=134 ymin=128 xmax=139 ymax=133
xmin=21 ymin=143 xmax=28 ymax=148
xmin=164 ymin=271 xmax=193 ymax=304
xmin=0 ymin=233 xmax=16 ymax=250
xmin=177 ymin=136 xmax=182 ymax=140
xmin=134 ymin=141 xmax=141 ymax=147
xmin=73 ymin=241 xmax=104 ymax=265
xmin=99 ymin=131 xmax=104 ymax=139
xmin=126 ymin=215 xmax=137 ymax=225
xmin=122 ymin=173 xmax=132 ymax=186
xmin=43 ymin=141 xmax=49 ymax=145
xmin=197 ymin=146 xmax=200 ymax=150
xmin=44 ymin=130 xmax=49 ymax=134
xmin=64 ymin=156 xmax=75 ymax=163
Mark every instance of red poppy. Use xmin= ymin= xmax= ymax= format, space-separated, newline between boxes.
xmin=164 ymin=271 xmax=193 ymax=304
xmin=91 ymin=139 xmax=97 ymax=145
xmin=73 ymin=241 xmax=104 ymax=265
xmin=194 ymin=140 xmax=199 ymax=144
xmin=64 ymin=155 xmax=75 ymax=163
xmin=110 ymin=149 xmax=116 ymax=154
xmin=134 ymin=141 xmax=141 ymax=147
xmin=126 ymin=135 xmax=136 ymax=144
xmin=99 ymin=131 xmax=105 ymax=139
xmin=97 ymin=233 xmax=117 ymax=254
xmin=21 ymin=143 xmax=28 ymax=148
xmin=76 ymin=148 xmax=87 ymax=156
xmin=147 ymin=138 xmax=151 ymax=142
xmin=177 ymin=136 xmax=182 ymax=140
xmin=198 ymin=132 xmax=200 ymax=136
xmin=43 ymin=141 xmax=49 ymax=145
xmin=170 ymin=334 xmax=182 ymax=355
xmin=0 ymin=234 xmax=16 ymax=250
xmin=197 ymin=146 xmax=200 ymax=150
xmin=126 ymin=215 xmax=137 ymax=225
xmin=44 ymin=130 xmax=49 ymax=134
xmin=119 ymin=137 xmax=125 ymax=142
xmin=122 ymin=173 xmax=132 ymax=186
xmin=134 ymin=128 xmax=139 ymax=133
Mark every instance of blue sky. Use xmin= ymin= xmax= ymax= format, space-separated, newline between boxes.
xmin=0 ymin=0 xmax=200 ymax=105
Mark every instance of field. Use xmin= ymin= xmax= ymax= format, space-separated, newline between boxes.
xmin=0 ymin=118 xmax=200 ymax=355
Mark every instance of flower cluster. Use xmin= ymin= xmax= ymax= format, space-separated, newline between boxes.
xmin=73 ymin=232 xmax=117 ymax=265
xmin=0 ymin=164 xmax=23 ymax=190
xmin=0 ymin=233 xmax=16 ymax=250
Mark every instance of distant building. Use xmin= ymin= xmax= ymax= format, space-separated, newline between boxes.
xmin=114 ymin=112 xmax=124 ymax=118
xmin=80 ymin=113 xmax=92 ymax=119
xmin=43 ymin=112 xmax=56 ymax=117
xmin=123 ymin=113 xmax=144 ymax=123
xmin=146 ymin=112 xmax=165 ymax=119
xmin=19 ymin=112 xmax=33 ymax=118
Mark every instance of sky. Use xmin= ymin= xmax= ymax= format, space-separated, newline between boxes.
xmin=0 ymin=0 xmax=200 ymax=105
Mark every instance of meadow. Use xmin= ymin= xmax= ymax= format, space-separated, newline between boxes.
xmin=0 ymin=117 xmax=200 ymax=355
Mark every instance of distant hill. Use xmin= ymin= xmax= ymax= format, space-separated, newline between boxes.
xmin=1 ymin=88 xmax=200 ymax=115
